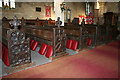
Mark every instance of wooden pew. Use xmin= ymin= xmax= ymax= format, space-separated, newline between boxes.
xmin=23 ymin=25 xmax=67 ymax=58
xmin=64 ymin=25 xmax=98 ymax=50
xmin=2 ymin=17 xmax=55 ymax=29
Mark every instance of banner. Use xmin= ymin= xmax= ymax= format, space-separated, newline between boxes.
xmin=45 ymin=6 xmax=51 ymax=17
xmin=79 ymin=16 xmax=93 ymax=24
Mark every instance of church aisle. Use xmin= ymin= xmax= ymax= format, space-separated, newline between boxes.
xmin=2 ymin=40 xmax=119 ymax=78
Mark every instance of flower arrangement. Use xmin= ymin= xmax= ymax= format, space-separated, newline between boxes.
xmin=60 ymin=2 xmax=66 ymax=12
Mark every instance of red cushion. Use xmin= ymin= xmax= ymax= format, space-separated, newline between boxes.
xmin=30 ymin=40 xmax=35 ymax=49
xmin=109 ymin=34 xmax=112 ymax=40
xmin=0 ymin=43 xmax=2 ymax=59
xmin=2 ymin=44 xmax=5 ymax=59
xmin=45 ymin=45 xmax=53 ymax=58
xmin=71 ymin=40 xmax=78 ymax=51
xmin=100 ymin=36 xmax=102 ymax=40
xmin=31 ymin=41 xmax=38 ymax=51
xmin=2 ymin=46 xmax=9 ymax=66
xmin=87 ymin=38 xmax=92 ymax=46
xmin=66 ymin=39 xmax=73 ymax=49
xmin=38 ymin=43 xmax=48 ymax=55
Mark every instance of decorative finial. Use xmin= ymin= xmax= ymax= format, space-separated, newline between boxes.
xmin=81 ymin=18 xmax=85 ymax=27
xmin=56 ymin=17 xmax=62 ymax=28
xmin=9 ymin=15 xmax=21 ymax=29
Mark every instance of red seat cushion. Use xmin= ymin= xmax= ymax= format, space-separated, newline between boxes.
xmin=87 ymin=38 xmax=92 ymax=46
xmin=100 ymin=36 xmax=102 ymax=40
xmin=45 ymin=45 xmax=53 ymax=58
xmin=31 ymin=41 xmax=38 ymax=51
xmin=66 ymin=39 xmax=73 ymax=49
xmin=109 ymin=34 xmax=112 ymax=40
xmin=71 ymin=40 xmax=78 ymax=51
xmin=2 ymin=46 xmax=9 ymax=66
xmin=30 ymin=40 xmax=35 ymax=50
xmin=2 ymin=44 xmax=5 ymax=59
xmin=0 ymin=43 xmax=2 ymax=59
xmin=38 ymin=43 xmax=48 ymax=55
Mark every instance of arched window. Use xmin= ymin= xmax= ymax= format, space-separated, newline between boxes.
xmin=4 ymin=0 xmax=9 ymax=8
xmin=86 ymin=2 xmax=90 ymax=16
xmin=2 ymin=0 xmax=15 ymax=9
xmin=0 ymin=0 xmax=2 ymax=8
xmin=10 ymin=0 xmax=15 ymax=8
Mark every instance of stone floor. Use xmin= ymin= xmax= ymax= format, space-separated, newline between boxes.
xmin=0 ymin=47 xmax=78 ymax=77
xmin=0 ymin=41 xmax=105 ymax=77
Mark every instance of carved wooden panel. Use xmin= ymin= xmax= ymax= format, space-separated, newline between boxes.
xmin=53 ymin=28 xmax=66 ymax=56
xmin=7 ymin=29 xmax=31 ymax=66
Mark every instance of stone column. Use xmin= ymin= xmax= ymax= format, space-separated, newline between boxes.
xmin=54 ymin=0 xmax=64 ymax=26
xmin=99 ymin=2 xmax=105 ymax=25
xmin=94 ymin=2 xmax=99 ymax=25
xmin=0 ymin=8 xmax=2 ymax=42
xmin=0 ymin=7 xmax=2 ymax=80
xmin=117 ymin=1 xmax=120 ymax=39
xmin=94 ymin=2 xmax=105 ymax=25
xmin=118 ymin=2 xmax=120 ymax=31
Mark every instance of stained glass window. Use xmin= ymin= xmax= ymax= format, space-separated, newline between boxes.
xmin=4 ymin=0 xmax=9 ymax=7
xmin=10 ymin=0 xmax=15 ymax=8
xmin=86 ymin=2 xmax=90 ymax=16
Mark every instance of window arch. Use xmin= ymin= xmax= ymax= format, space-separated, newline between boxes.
xmin=86 ymin=2 xmax=90 ymax=16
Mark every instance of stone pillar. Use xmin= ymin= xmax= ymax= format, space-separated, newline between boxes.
xmin=54 ymin=0 xmax=64 ymax=26
xmin=94 ymin=2 xmax=105 ymax=25
xmin=99 ymin=2 xmax=105 ymax=25
xmin=118 ymin=2 xmax=120 ymax=31
xmin=94 ymin=2 xmax=99 ymax=25
xmin=0 ymin=7 xmax=2 ymax=80
xmin=117 ymin=1 xmax=120 ymax=39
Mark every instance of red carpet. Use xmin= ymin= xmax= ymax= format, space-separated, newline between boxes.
xmin=3 ymin=41 xmax=119 ymax=78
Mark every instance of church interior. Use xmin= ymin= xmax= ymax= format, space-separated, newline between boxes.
xmin=0 ymin=0 xmax=120 ymax=79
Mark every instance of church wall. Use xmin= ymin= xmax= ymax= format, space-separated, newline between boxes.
xmin=98 ymin=2 xmax=119 ymax=25
xmin=64 ymin=2 xmax=85 ymax=22
xmin=1 ymin=2 xmax=119 ymax=24
xmin=2 ymin=2 xmax=86 ymax=22
xmin=104 ymin=2 xmax=119 ymax=13
xmin=2 ymin=2 xmax=55 ymax=20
